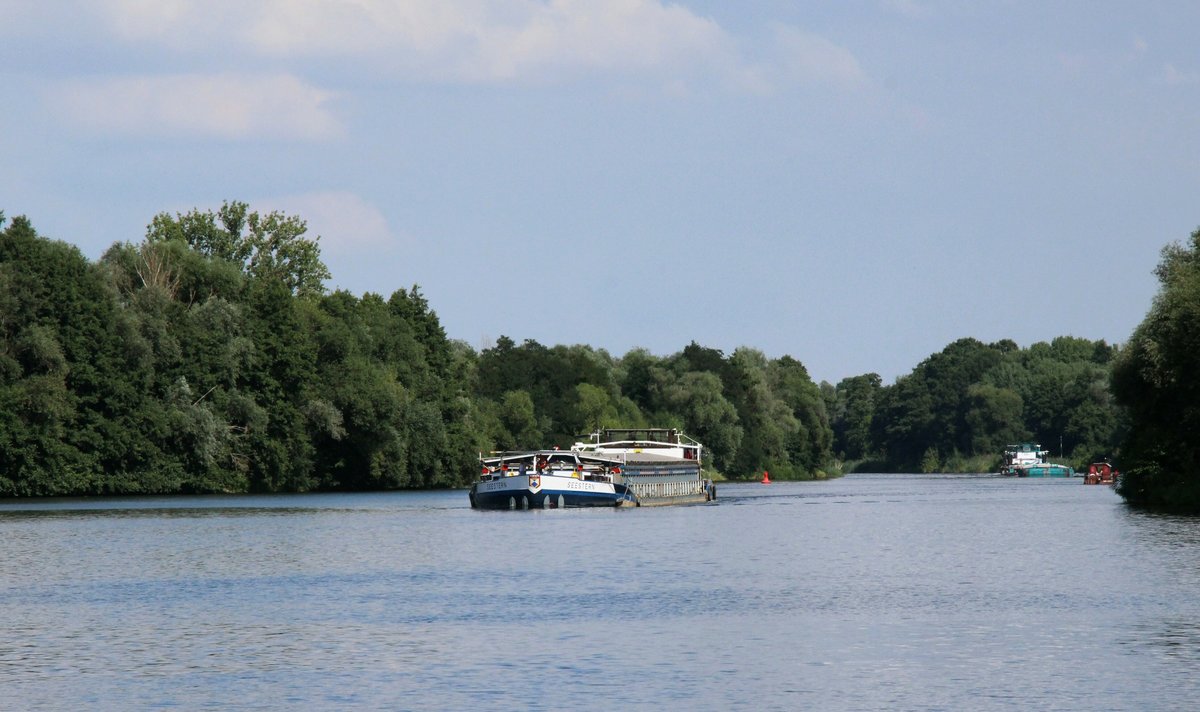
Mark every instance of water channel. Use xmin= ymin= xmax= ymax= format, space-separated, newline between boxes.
xmin=2 ymin=474 xmax=1198 ymax=710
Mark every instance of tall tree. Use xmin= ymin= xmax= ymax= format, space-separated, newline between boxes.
xmin=146 ymin=201 xmax=330 ymax=298
xmin=831 ymin=373 xmax=882 ymax=460
xmin=662 ymin=371 xmax=742 ymax=472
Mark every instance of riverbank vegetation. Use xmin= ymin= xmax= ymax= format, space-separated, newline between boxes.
xmin=0 ymin=206 xmax=1145 ymax=498
xmin=1110 ymin=228 xmax=1200 ymax=512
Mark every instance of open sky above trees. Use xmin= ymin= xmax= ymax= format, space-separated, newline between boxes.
xmin=3 ymin=1 xmax=1198 ymax=383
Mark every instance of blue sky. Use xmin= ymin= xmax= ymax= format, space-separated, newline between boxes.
xmin=2 ymin=1 xmax=1197 ymax=383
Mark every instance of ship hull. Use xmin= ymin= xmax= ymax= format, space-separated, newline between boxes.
xmin=469 ymin=473 xmax=633 ymax=509
xmin=1017 ymin=465 xmax=1075 ymax=478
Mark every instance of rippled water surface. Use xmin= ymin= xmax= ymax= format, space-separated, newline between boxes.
xmin=3 ymin=475 xmax=1200 ymax=710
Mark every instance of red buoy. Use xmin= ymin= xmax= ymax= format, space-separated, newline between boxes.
xmin=761 ymin=470 xmax=771 ymax=484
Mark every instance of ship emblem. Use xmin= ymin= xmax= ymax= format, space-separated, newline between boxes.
xmin=529 ymin=475 xmax=541 ymax=490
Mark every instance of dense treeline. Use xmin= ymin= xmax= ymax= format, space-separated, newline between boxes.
xmin=0 ymin=206 xmax=1133 ymax=497
xmin=826 ymin=336 xmax=1124 ymax=473
xmin=0 ymin=206 xmax=474 ymax=495
xmin=0 ymin=206 xmax=837 ymax=495
xmin=1111 ymin=227 xmax=1200 ymax=512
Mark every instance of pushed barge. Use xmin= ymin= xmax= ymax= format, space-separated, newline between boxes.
xmin=469 ymin=428 xmax=716 ymax=510
xmin=571 ymin=428 xmax=715 ymax=507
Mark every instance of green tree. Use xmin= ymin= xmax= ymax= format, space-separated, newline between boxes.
xmin=725 ymin=348 xmax=796 ymax=477
xmin=1112 ymin=227 xmax=1200 ymax=511
xmin=146 ymin=201 xmax=330 ymax=297
xmin=0 ymin=215 xmax=142 ymax=494
xmin=768 ymin=355 xmax=833 ymax=475
xmin=1 ymin=208 xmax=475 ymax=496
xmin=831 ymin=373 xmax=881 ymax=460
xmin=573 ymin=382 xmax=618 ymax=434
xmin=871 ymin=339 xmax=1006 ymax=470
xmin=662 ymin=371 xmax=742 ymax=473
xmin=499 ymin=389 xmax=542 ymax=450
xmin=963 ymin=384 xmax=1026 ymax=455
xmin=871 ymin=374 xmax=934 ymax=470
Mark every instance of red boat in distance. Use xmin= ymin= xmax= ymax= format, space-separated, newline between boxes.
xmin=1083 ymin=461 xmax=1117 ymax=485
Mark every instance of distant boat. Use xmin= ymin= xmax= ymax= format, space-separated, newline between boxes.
xmin=1082 ymin=461 xmax=1117 ymax=485
xmin=1000 ymin=443 xmax=1075 ymax=478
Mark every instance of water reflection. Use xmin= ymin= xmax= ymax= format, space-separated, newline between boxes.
xmin=1123 ymin=617 xmax=1200 ymax=662
xmin=0 ymin=506 xmax=323 ymax=520
xmin=1119 ymin=508 xmax=1200 ymax=547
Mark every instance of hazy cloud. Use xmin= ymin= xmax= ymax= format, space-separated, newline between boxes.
xmin=47 ymin=73 xmax=341 ymax=140
xmin=88 ymin=0 xmax=862 ymax=90
xmin=770 ymin=24 xmax=867 ymax=88
xmin=102 ymin=0 xmax=199 ymax=40
xmin=260 ymin=191 xmax=398 ymax=251
xmin=1161 ymin=63 xmax=1198 ymax=86
xmin=0 ymin=1 xmax=63 ymax=32
xmin=460 ymin=1 xmax=730 ymax=82
xmin=880 ymin=0 xmax=930 ymax=19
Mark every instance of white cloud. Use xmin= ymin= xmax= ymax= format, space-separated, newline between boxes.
xmin=260 ymin=191 xmax=398 ymax=252
xmin=242 ymin=0 xmax=490 ymax=58
xmin=87 ymin=0 xmax=863 ymax=90
xmin=47 ymin=73 xmax=340 ymax=140
xmin=463 ymin=0 xmax=730 ymax=82
xmin=770 ymin=24 xmax=867 ymax=88
xmin=98 ymin=0 xmax=731 ymax=83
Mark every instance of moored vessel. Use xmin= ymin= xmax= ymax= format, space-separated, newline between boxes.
xmin=1000 ymin=443 xmax=1075 ymax=478
xmin=1082 ymin=461 xmax=1117 ymax=485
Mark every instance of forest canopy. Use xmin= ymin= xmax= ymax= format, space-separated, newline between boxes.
xmin=0 ymin=207 xmax=1133 ymax=497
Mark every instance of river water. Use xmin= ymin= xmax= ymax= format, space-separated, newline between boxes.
xmin=2 ymin=474 xmax=1199 ymax=710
